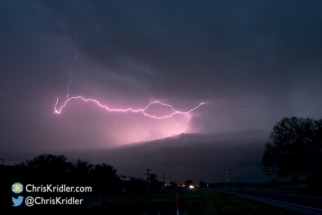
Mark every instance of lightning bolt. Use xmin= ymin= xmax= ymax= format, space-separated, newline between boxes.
xmin=54 ymin=98 xmax=205 ymax=119
xmin=66 ymin=52 xmax=78 ymax=100
xmin=54 ymin=53 xmax=315 ymax=119
xmin=54 ymin=53 xmax=204 ymax=119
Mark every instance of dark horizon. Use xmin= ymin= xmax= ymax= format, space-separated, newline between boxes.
xmin=3 ymin=128 xmax=271 ymax=183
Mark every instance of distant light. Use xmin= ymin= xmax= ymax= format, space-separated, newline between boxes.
xmin=207 ymin=184 xmax=209 ymax=187
xmin=189 ymin=185 xmax=194 ymax=189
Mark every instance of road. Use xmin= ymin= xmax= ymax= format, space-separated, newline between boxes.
xmin=210 ymin=188 xmax=322 ymax=215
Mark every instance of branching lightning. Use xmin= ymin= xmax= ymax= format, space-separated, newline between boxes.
xmin=54 ymin=53 xmax=205 ymax=119
xmin=54 ymin=98 xmax=205 ymax=119
xmin=54 ymin=53 xmax=316 ymax=119
xmin=66 ymin=52 xmax=78 ymax=101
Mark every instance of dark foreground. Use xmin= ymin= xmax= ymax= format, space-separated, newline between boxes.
xmin=2 ymin=188 xmax=305 ymax=215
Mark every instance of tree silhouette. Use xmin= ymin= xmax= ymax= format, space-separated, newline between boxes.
xmin=92 ymin=164 xmax=117 ymax=177
xmin=71 ymin=159 xmax=94 ymax=175
xmin=199 ymin=180 xmax=207 ymax=187
xmin=169 ymin=181 xmax=178 ymax=188
xmin=147 ymin=173 xmax=163 ymax=189
xmin=15 ymin=154 xmax=118 ymax=187
xmin=149 ymin=173 xmax=158 ymax=182
xmin=262 ymin=117 xmax=322 ymax=188
xmin=91 ymin=163 xmax=117 ymax=186
xmin=185 ymin=180 xmax=194 ymax=187
xmin=16 ymin=154 xmax=72 ymax=174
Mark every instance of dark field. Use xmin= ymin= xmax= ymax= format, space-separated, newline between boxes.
xmin=4 ymin=188 xmax=302 ymax=215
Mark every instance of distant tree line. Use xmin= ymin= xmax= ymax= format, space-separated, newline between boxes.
xmin=262 ymin=117 xmax=322 ymax=190
xmin=14 ymin=154 xmax=165 ymax=194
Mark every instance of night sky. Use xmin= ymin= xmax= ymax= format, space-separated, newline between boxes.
xmin=1 ymin=1 xmax=322 ymax=183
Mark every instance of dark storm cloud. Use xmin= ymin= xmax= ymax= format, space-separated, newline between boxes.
xmin=1 ymin=0 xmax=322 ymax=172
xmin=1 ymin=0 xmax=322 ymax=110
xmin=37 ymin=0 xmax=322 ymax=100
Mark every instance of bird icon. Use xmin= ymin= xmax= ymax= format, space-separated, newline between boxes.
xmin=12 ymin=196 xmax=24 ymax=207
